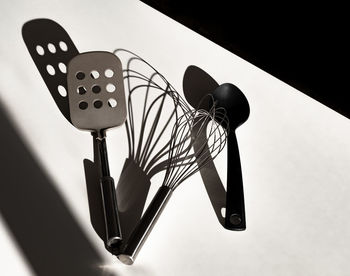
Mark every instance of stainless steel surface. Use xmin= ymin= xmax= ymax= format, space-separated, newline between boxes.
xmin=106 ymin=236 xmax=121 ymax=247
xmin=119 ymin=187 xmax=173 ymax=265
xmin=67 ymin=51 xmax=126 ymax=132
xmin=117 ymin=254 xmax=134 ymax=265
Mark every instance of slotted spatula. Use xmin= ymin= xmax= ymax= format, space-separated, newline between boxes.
xmin=67 ymin=51 xmax=127 ymax=247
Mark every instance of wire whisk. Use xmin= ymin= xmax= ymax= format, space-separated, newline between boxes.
xmin=115 ymin=49 xmax=191 ymax=177
xmin=113 ymin=49 xmax=194 ymax=241
xmin=118 ymin=98 xmax=229 ymax=264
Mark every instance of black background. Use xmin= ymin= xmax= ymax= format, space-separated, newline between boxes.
xmin=141 ymin=1 xmax=349 ymax=119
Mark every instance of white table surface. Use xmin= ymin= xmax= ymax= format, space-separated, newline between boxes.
xmin=1 ymin=0 xmax=350 ymax=275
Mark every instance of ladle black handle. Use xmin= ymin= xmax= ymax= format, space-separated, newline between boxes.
xmin=225 ymin=131 xmax=246 ymax=230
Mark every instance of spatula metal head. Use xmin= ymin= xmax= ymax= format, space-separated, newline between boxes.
xmin=67 ymin=52 xmax=127 ymax=133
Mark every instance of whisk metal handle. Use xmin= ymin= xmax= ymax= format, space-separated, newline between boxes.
xmin=118 ymin=185 xmax=173 ymax=265
xmin=96 ymin=137 xmax=122 ymax=247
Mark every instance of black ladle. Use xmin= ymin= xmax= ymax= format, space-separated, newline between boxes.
xmin=183 ymin=65 xmax=250 ymax=230
xmin=213 ymin=83 xmax=249 ymax=229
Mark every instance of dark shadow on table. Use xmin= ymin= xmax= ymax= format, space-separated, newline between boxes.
xmin=0 ymin=101 xmax=117 ymax=276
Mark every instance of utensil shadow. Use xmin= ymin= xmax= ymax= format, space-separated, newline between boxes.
xmin=0 ymin=102 xmax=118 ymax=276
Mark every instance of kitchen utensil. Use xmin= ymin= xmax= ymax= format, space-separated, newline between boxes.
xmin=67 ymin=51 xmax=127 ymax=247
xmin=112 ymin=49 xmax=191 ymax=241
xmin=118 ymin=100 xmax=229 ymax=264
xmin=183 ymin=65 xmax=250 ymax=230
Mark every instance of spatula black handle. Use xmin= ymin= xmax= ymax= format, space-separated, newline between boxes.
xmin=96 ymin=137 xmax=122 ymax=247
xmin=100 ymin=176 xmax=122 ymax=247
